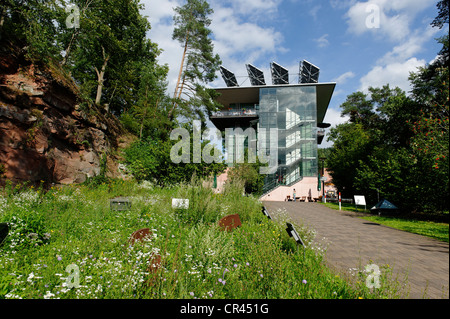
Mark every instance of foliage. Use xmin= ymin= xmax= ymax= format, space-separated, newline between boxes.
xmin=1 ymin=0 xmax=167 ymax=116
xmin=0 ymin=0 xmax=65 ymax=61
xmin=431 ymin=0 xmax=449 ymax=30
xmin=123 ymin=133 xmax=226 ymax=187
xmin=327 ymin=122 xmax=372 ymax=197
xmin=327 ymin=16 xmax=449 ymax=214
xmin=0 ymin=181 xmax=405 ymax=299
xmin=119 ymin=61 xmax=171 ymax=140
xmin=170 ymin=0 xmax=222 ymax=124
xmin=227 ymin=162 xmax=266 ymax=195
xmin=64 ymin=0 xmax=164 ymax=113
xmin=328 ymin=82 xmax=448 ymax=213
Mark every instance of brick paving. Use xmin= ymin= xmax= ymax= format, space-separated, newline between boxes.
xmin=262 ymin=201 xmax=449 ymax=299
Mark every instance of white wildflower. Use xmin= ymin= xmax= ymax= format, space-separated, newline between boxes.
xmin=44 ymin=291 xmax=55 ymax=299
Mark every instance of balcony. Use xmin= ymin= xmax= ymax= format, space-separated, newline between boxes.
xmin=210 ymin=109 xmax=259 ymax=131
xmin=211 ymin=109 xmax=258 ymax=117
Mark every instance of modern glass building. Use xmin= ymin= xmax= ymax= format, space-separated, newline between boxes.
xmin=210 ymin=63 xmax=335 ymax=196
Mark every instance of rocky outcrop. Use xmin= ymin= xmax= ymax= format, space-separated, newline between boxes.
xmin=0 ymin=39 xmax=125 ymax=186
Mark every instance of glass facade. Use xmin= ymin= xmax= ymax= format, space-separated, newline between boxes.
xmin=258 ymin=86 xmax=318 ymax=193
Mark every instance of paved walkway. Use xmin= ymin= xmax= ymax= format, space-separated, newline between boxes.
xmin=263 ymin=201 xmax=449 ymax=299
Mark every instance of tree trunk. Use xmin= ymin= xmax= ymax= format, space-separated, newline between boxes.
xmin=169 ymin=32 xmax=189 ymax=121
xmin=95 ymin=47 xmax=110 ymax=105
xmin=62 ymin=29 xmax=79 ymax=66
xmin=177 ymin=76 xmax=186 ymax=100
xmin=139 ymin=87 xmax=150 ymax=139
xmin=139 ymin=107 xmax=147 ymax=139
xmin=173 ymin=33 xmax=189 ymax=99
xmin=0 ymin=6 xmax=6 ymax=31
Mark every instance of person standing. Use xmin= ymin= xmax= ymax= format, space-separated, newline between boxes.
xmin=293 ymin=189 xmax=296 ymax=202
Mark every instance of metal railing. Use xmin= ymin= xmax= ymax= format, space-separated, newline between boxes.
xmin=211 ymin=110 xmax=258 ymax=117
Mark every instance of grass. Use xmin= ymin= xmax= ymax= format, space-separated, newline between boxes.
xmin=0 ymin=179 xmax=405 ymax=299
xmin=356 ymin=216 xmax=449 ymax=243
xmin=320 ymin=202 xmax=449 ymax=243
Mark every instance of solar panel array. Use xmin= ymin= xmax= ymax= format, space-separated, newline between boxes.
xmin=220 ymin=66 xmax=239 ymax=87
xmin=299 ymin=60 xmax=320 ymax=84
xmin=270 ymin=62 xmax=289 ymax=85
xmin=219 ymin=60 xmax=320 ymax=87
xmin=246 ymin=64 xmax=266 ymax=86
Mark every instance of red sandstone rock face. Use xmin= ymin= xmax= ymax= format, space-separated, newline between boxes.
xmin=0 ymin=40 xmax=124 ymax=186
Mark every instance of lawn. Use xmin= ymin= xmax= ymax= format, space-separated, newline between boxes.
xmin=0 ymin=179 xmax=404 ymax=299
xmin=356 ymin=216 xmax=449 ymax=243
xmin=320 ymin=202 xmax=449 ymax=243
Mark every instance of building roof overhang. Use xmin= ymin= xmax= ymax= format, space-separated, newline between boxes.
xmin=212 ymin=82 xmax=336 ymax=124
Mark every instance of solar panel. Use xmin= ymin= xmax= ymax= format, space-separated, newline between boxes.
xmin=220 ymin=66 xmax=239 ymax=87
xmin=299 ymin=60 xmax=320 ymax=84
xmin=270 ymin=62 xmax=289 ymax=85
xmin=246 ymin=63 xmax=266 ymax=86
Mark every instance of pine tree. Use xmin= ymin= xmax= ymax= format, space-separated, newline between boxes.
xmin=169 ymin=0 xmax=222 ymax=124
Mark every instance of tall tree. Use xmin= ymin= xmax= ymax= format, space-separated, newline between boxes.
xmin=169 ymin=0 xmax=222 ymax=124
xmin=431 ymin=0 xmax=449 ymax=30
xmin=406 ymin=0 xmax=449 ymax=211
xmin=120 ymin=60 xmax=172 ymax=140
xmin=64 ymin=0 xmax=162 ymax=114
xmin=59 ymin=0 xmax=95 ymax=66
xmin=0 ymin=0 xmax=65 ymax=61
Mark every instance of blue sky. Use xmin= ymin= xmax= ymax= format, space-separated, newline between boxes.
xmin=140 ymin=0 xmax=447 ymax=147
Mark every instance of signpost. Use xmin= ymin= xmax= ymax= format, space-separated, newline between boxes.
xmin=339 ymin=192 xmax=341 ymax=210
xmin=110 ymin=197 xmax=132 ymax=211
xmin=172 ymin=198 xmax=189 ymax=209
xmin=354 ymin=195 xmax=366 ymax=211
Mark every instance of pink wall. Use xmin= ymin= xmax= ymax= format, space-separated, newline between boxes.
xmin=259 ymin=177 xmax=317 ymax=201
xmin=213 ymin=168 xmax=229 ymax=193
xmin=213 ymin=168 xmax=337 ymax=201
xmin=259 ymin=170 xmax=337 ymax=201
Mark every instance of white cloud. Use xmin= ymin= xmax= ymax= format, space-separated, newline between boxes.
xmin=324 ymin=107 xmax=349 ymax=127
xmin=329 ymin=0 xmax=356 ymax=10
xmin=309 ymin=5 xmax=321 ymax=20
xmin=359 ymin=57 xmax=425 ymax=93
xmin=376 ymin=25 xmax=439 ymax=65
xmin=211 ymin=7 xmax=283 ymax=61
xmin=343 ymin=0 xmax=438 ymax=95
xmin=333 ymin=71 xmax=355 ymax=84
xmin=141 ymin=0 xmax=180 ymax=25
xmin=315 ymin=34 xmax=330 ymax=48
xmin=320 ymin=107 xmax=350 ymax=148
xmin=140 ymin=0 xmax=285 ymax=93
xmin=359 ymin=23 xmax=438 ymax=94
xmin=224 ymin=0 xmax=282 ymax=17
xmin=140 ymin=0 xmax=183 ymax=95
xmin=345 ymin=0 xmax=436 ymax=42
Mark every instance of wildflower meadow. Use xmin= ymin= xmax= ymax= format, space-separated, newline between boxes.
xmin=0 ymin=178 xmax=403 ymax=299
